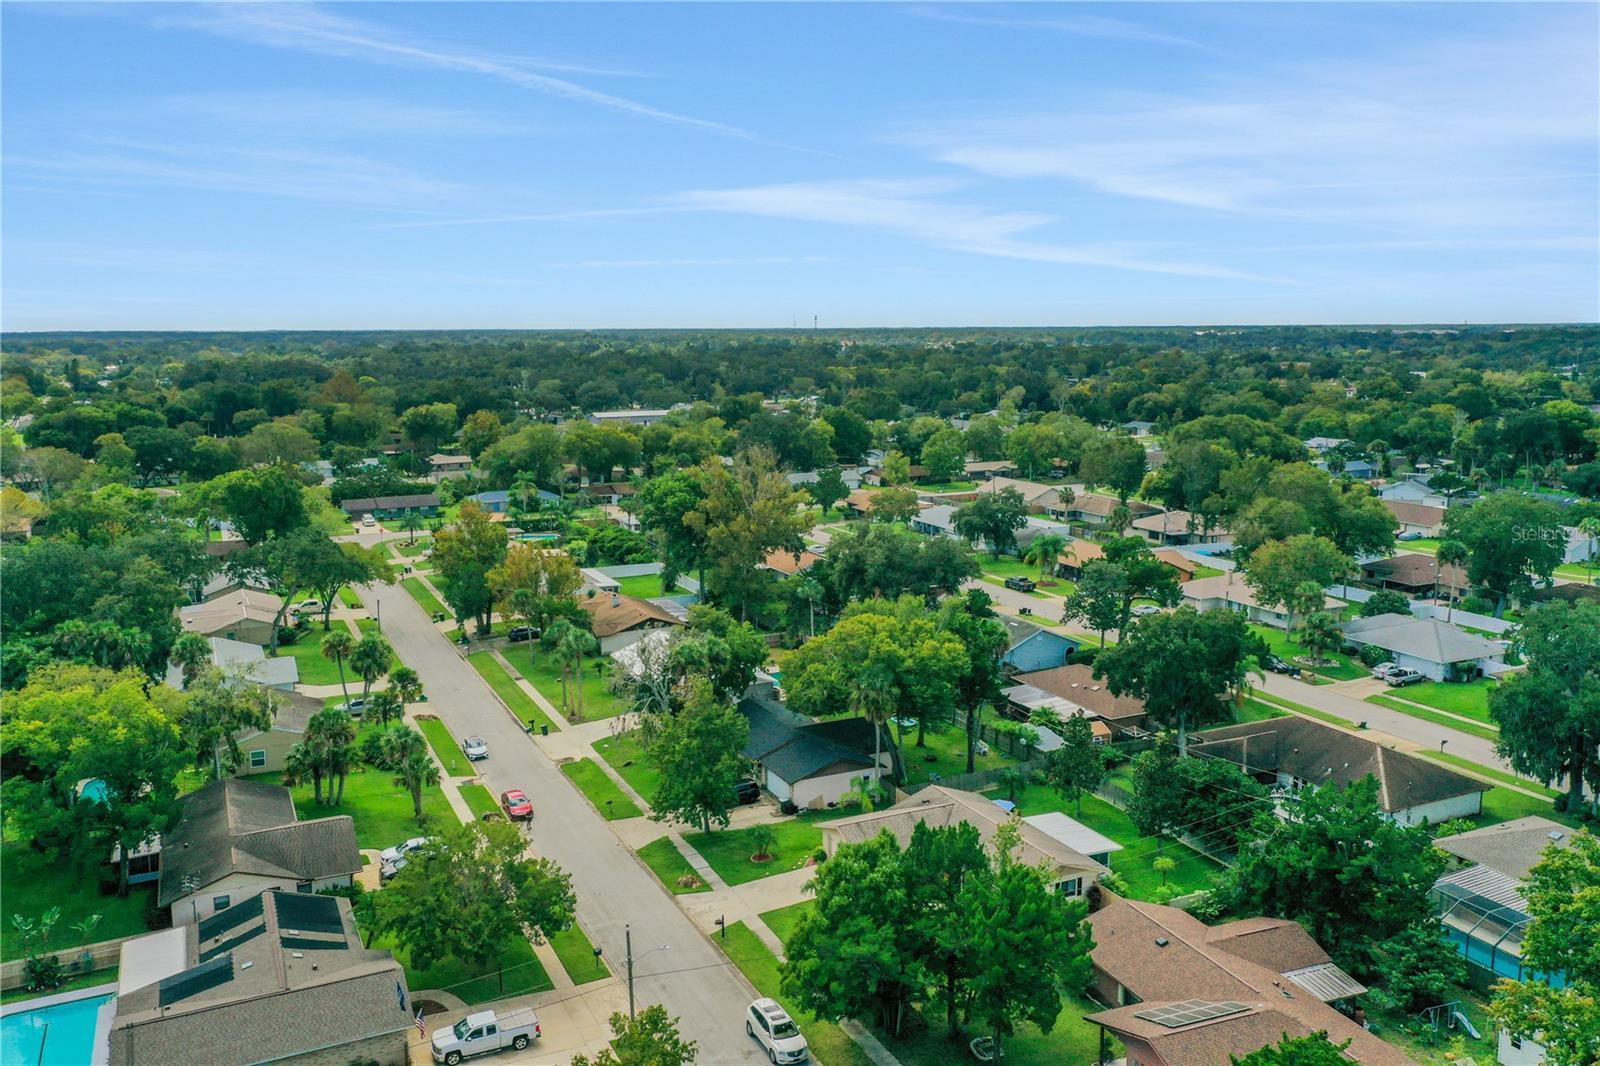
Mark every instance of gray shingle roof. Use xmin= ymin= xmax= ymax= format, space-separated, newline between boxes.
xmin=1433 ymin=816 xmax=1576 ymax=881
xmin=1340 ymin=612 xmax=1502 ymax=664
xmin=158 ymin=779 xmax=360 ymax=906
xmin=738 ymin=696 xmax=884 ymax=785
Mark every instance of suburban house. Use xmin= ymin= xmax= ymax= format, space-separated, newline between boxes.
xmin=842 ymin=489 xmax=883 ymax=516
xmin=1129 ymin=509 xmax=1230 ymax=547
xmin=1002 ymin=664 xmax=1150 ymax=740
xmin=1055 ymin=537 xmax=1105 ymax=580
xmin=1360 ymin=552 xmax=1470 ymax=600
xmin=1179 ymin=573 xmax=1342 ymax=630
xmin=158 ymin=778 xmax=362 ymax=926
xmin=909 ymin=503 xmax=959 ymax=539
xmin=1561 ymin=524 xmax=1599 ymax=564
xmin=822 ymin=786 xmax=1107 ymax=896
xmin=1120 ymin=420 xmax=1156 ymax=437
xmin=580 ymin=481 xmax=637 ymax=505
xmin=588 ymin=407 xmax=673 ymax=426
xmin=1000 ymin=617 xmax=1077 ymax=673
xmin=164 ymin=636 xmax=299 ymax=691
xmin=863 ymin=464 xmax=931 ymax=486
xmin=1379 ymin=477 xmax=1463 ymax=510
xmin=466 ymin=488 xmax=559 ymax=513
xmin=178 ymin=589 xmax=285 ymax=646
xmin=1433 ymin=816 xmax=1575 ymax=989
xmin=1383 ymin=499 xmax=1449 ymax=537
xmin=761 ymin=547 xmax=824 ymax=576
xmin=1303 ymin=436 xmax=1352 ymax=454
xmin=427 ymin=452 xmax=472 ymax=480
xmin=234 ymin=691 xmax=325 ymax=775
xmin=579 ymin=567 xmax=622 ymax=594
xmin=1189 ymin=717 xmax=1488 ymax=825
xmin=975 ymin=476 xmax=1068 ymax=513
xmin=1084 ymin=897 xmax=1402 ymax=1066
xmin=964 ymin=459 xmax=1017 ymax=480
xmin=1058 ymin=492 xmax=1161 ymax=529
xmin=739 ymin=692 xmax=895 ymax=808
xmin=1022 ymin=811 xmax=1122 ymax=867
xmin=338 ymin=494 xmax=440 ymax=521
xmin=110 ymin=890 xmax=412 ymax=1066
xmin=578 ymin=591 xmax=685 ymax=654
xmin=1152 ymin=549 xmax=1200 ymax=582
xmin=1340 ymin=612 xmax=1506 ymax=681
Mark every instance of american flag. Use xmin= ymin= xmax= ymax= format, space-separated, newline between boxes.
xmin=415 ymin=1008 xmax=426 ymax=1038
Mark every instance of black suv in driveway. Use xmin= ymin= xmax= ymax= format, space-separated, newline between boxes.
xmin=1004 ymin=576 xmax=1037 ymax=592
xmin=734 ymin=780 xmax=761 ymax=805
xmin=507 ymin=625 xmax=539 ymax=643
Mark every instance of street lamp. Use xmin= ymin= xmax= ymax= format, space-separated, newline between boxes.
xmin=622 ymin=925 xmax=670 ymax=1019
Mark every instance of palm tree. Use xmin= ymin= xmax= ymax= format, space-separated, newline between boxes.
xmin=558 ymin=626 xmax=601 ymax=718
xmin=390 ymin=665 xmax=424 ymax=706
xmin=850 ymin=660 xmax=899 ymax=784
xmin=349 ymin=632 xmax=394 ymax=700
xmin=1300 ymin=612 xmax=1343 ymax=665
xmin=305 ymin=708 xmax=356 ymax=806
xmin=321 ymin=630 xmax=356 ymax=706
xmin=170 ymin=632 xmax=212 ymax=688
xmin=1437 ymin=539 xmax=1470 ymax=621
xmin=1023 ymin=532 xmax=1067 ymax=582
xmin=749 ymin=823 xmax=776 ymax=862
xmin=283 ymin=742 xmax=323 ymax=805
xmin=541 ymin=620 xmax=579 ymax=712
xmin=382 ymin=727 xmax=439 ymax=820
xmin=367 ymin=689 xmax=403 ymax=729
xmin=1107 ymin=505 xmax=1132 ymax=537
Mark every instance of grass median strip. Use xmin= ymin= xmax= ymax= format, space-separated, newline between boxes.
xmin=458 ymin=782 xmax=499 ymax=820
xmin=593 ymin=729 xmax=659 ymax=804
xmin=1365 ymin=694 xmax=1499 ymax=741
xmin=1251 ymin=689 xmax=1357 ymax=730
xmin=467 ymin=651 xmax=558 ymax=733
xmin=560 ymin=758 xmax=643 ymax=820
xmin=636 ymin=837 xmax=711 ymax=894
xmin=401 ymin=576 xmax=448 ymax=617
xmin=1416 ymin=750 xmax=1560 ymax=799
xmin=548 ymin=922 xmax=610 ymax=985
xmin=417 ymin=716 xmax=474 ymax=777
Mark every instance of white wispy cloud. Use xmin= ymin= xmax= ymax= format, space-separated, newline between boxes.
xmin=673 ymin=179 xmax=1269 ymax=279
xmin=907 ymin=7 xmax=1205 ymax=50
xmin=163 ymin=4 xmax=758 ymax=140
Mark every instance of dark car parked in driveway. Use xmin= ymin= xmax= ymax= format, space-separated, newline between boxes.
xmin=734 ymin=779 xmax=761 ymax=805
xmin=507 ymin=625 xmax=539 ymax=643
xmin=1263 ymin=655 xmax=1297 ymax=675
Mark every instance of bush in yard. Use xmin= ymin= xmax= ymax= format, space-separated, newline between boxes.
xmin=23 ymin=953 xmax=65 ymax=993
xmin=1460 ymin=593 xmax=1495 ymax=616
xmin=1360 ymin=590 xmax=1414 ymax=618
xmin=1357 ymin=643 xmax=1393 ymax=668
xmin=749 ymin=824 xmax=776 ymax=862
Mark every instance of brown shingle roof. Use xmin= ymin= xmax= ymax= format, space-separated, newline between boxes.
xmin=178 ymin=589 xmax=285 ymax=636
xmin=1189 ymin=717 xmax=1488 ymax=813
xmin=1153 ymin=549 xmax=1198 ymax=574
xmin=1360 ymin=553 xmax=1468 ymax=592
xmin=1008 ymin=664 xmax=1147 ymax=723
xmin=1382 ymin=499 xmax=1447 ymax=529
xmin=763 ymin=548 xmax=824 ymax=575
xmin=578 ymin=592 xmax=684 ymax=638
xmin=1067 ymin=493 xmax=1161 ymax=519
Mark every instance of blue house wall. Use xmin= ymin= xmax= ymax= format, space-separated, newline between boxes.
xmin=1002 ymin=630 xmax=1078 ymax=673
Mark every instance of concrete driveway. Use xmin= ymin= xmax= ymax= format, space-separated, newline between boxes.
xmin=358 ymin=577 xmax=769 ymax=1064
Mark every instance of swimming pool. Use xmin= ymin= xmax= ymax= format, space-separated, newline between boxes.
xmin=1 ymin=990 xmax=113 ymax=1066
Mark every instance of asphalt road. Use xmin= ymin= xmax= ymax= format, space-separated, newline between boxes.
xmin=357 ymin=575 xmax=768 ymax=1065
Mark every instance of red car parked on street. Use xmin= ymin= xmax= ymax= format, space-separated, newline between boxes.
xmin=500 ymin=789 xmax=534 ymax=821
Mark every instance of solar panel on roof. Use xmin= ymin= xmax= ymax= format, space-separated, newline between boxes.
xmin=1133 ymin=1000 xmax=1250 ymax=1029
xmin=199 ymin=924 xmax=266 ymax=962
xmin=280 ymin=934 xmax=349 ymax=951
xmin=272 ymin=892 xmax=344 ymax=934
xmin=157 ymin=954 xmax=234 ymax=1006
xmin=197 ymin=894 xmax=264 ymax=941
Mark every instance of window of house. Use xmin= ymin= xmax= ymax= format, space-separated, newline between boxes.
xmin=1509 ymin=1035 xmax=1523 ymax=1050
xmin=213 ymin=894 xmax=231 ymax=910
xmin=1054 ymin=877 xmax=1081 ymax=896
xmin=296 ymin=881 xmax=313 ymax=893
xmin=249 ymin=750 xmax=267 ymax=768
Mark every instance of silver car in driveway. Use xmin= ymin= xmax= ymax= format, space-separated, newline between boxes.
xmin=461 ymin=736 xmax=489 ymax=760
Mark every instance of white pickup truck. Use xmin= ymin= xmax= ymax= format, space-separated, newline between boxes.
xmin=430 ymin=1008 xmax=541 ymax=1064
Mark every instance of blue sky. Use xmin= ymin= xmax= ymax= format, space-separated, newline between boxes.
xmin=3 ymin=2 xmax=1596 ymax=330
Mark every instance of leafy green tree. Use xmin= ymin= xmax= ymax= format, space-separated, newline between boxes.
xmin=1062 ymin=559 xmax=1127 ymax=646
xmin=383 ymin=819 xmax=575 ymax=995
xmin=1489 ymin=602 xmax=1600 ymax=813
xmin=478 ymin=423 xmax=563 ymax=487
xmin=399 ymin=402 xmax=459 ymax=456
xmin=179 ymin=664 xmax=279 ymax=779
xmin=1243 ymin=535 xmax=1351 ymax=632
xmin=953 ymin=488 xmax=1028 ymax=559
xmin=669 ymin=605 xmax=769 ymax=704
xmin=487 ymin=542 xmax=583 ymax=660
xmin=1299 ymin=611 xmax=1344 ymax=663
xmin=646 ymin=682 xmax=749 ymax=832
xmin=808 ymin=465 xmax=848 ymax=517
xmin=1223 ymin=777 xmax=1445 ymax=978
xmin=1232 ymin=1033 xmax=1353 ymax=1066
xmin=459 ymin=409 xmax=503 ymax=459
xmin=321 ymin=629 xmax=355 ymax=705
xmin=1043 ymin=715 xmax=1104 ymax=815
xmin=921 ymin=428 xmax=966 ymax=483
xmin=1023 ymin=531 xmax=1067 ymax=581
xmin=825 ymin=522 xmax=978 ymax=606
xmin=1359 ymin=589 xmax=1413 ymax=618
xmin=937 ymin=589 xmax=1010 ymax=773
xmin=961 ymin=821 xmax=1095 ymax=1058
xmin=1094 ymin=606 xmax=1265 ymax=752
xmin=1 ymin=665 xmax=189 ymax=895
xmin=1366 ymin=921 xmax=1466 ymax=1013
xmin=684 ymin=449 xmax=810 ymax=619
xmin=1006 ymin=422 xmax=1062 ymax=479
xmin=869 ymin=485 xmax=922 ymax=523
xmin=239 ymin=421 xmax=320 ymax=467
xmin=1444 ymin=493 xmax=1567 ymax=616
xmin=571 ymin=1007 xmax=698 ymax=1066
xmin=197 ymin=465 xmax=310 ymax=545
xmin=903 ymin=822 xmax=988 ymax=1037
xmin=880 ymin=448 xmax=912 ymax=486
xmin=1102 ymin=535 xmax=1182 ymax=634
xmin=1490 ymin=829 xmax=1600 ymax=1066
xmin=1080 ymin=433 xmax=1147 ymax=502
xmin=431 ymin=501 xmax=509 ymax=633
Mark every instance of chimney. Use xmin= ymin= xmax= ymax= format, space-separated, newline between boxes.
xmin=611 ymin=592 xmax=620 ymax=608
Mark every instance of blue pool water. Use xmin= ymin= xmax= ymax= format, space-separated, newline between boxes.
xmin=1 ymin=993 xmax=112 ymax=1066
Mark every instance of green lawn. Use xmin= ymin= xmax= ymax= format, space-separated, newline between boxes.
xmin=548 ymin=922 xmax=610 ymax=985
xmin=616 ymin=572 xmax=671 ymax=599
xmin=885 ymin=996 xmax=1113 ymax=1066
xmin=1416 ymin=750 xmax=1561 ymax=799
xmin=387 ymin=536 xmax=433 ymax=560
xmin=416 ymin=716 xmax=474 ymax=777
xmin=378 ymin=932 xmax=552 ymax=1004
xmin=466 ymin=652 xmax=559 ymax=733
xmin=1397 ymin=679 xmax=1496 ymax=723
xmin=257 ymin=766 xmax=457 ymax=849
xmin=977 ymin=556 xmax=1060 ymax=598
xmin=712 ymin=922 xmax=873 ymax=1066
xmin=1365 ymin=694 xmax=1500 ymax=741
xmin=560 ymin=758 xmax=644 ymax=820
xmin=270 ymin=634 xmax=344 ymax=685
xmin=593 ymin=729 xmax=661 ymax=804
xmin=636 ymin=837 xmax=711 ymax=893
xmin=758 ymin=900 xmax=813 ymax=946
xmin=1249 ymin=624 xmax=1367 ymax=680
xmin=915 ymin=480 xmax=979 ymax=492
xmin=1472 ymin=787 xmax=1582 ymax=830
xmin=0 ymin=967 xmax=118 ymax=1004
xmin=1008 ymin=786 xmax=1223 ymax=901
xmin=0 ymin=842 xmax=153 ymax=961
xmin=1250 ymin=688 xmax=1359 ymax=730
xmin=898 ymin=723 xmax=1019 ymax=786
xmin=401 ymin=576 xmax=449 ymax=617
xmin=338 ymin=586 xmax=364 ymax=609
xmin=458 ymin=783 xmax=499 ymax=820
xmin=1235 ymin=698 xmax=1289 ymax=723
xmin=1192 ymin=563 xmax=1225 ymax=579
xmin=519 ymin=652 xmax=626 ymax=722
xmin=682 ymin=820 xmax=823 ymax=885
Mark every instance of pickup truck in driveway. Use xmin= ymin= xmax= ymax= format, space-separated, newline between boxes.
xmin=431 ymin=1008 xmax=540 ymax=1064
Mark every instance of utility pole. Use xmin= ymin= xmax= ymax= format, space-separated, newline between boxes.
xmin=625 ymin=924 xmax=634 ymax=1020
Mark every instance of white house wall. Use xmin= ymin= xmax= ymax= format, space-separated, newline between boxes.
xmin=1392 ymin=792 xmax=1483 ymax=828
xmin=168 ymin=871 xmax=354 ymax=925
xmin=790 ymin=768 xmax=879 ymax=810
